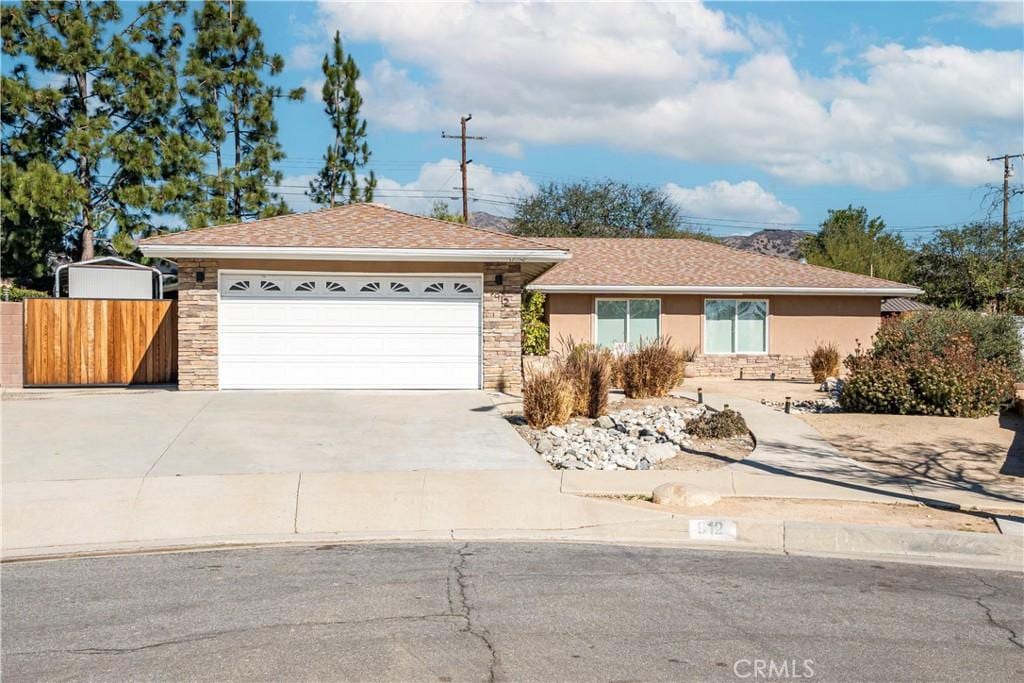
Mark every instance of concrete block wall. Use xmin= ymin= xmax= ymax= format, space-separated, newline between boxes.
xmin=1 ymin=301 xmax=24 ymax=388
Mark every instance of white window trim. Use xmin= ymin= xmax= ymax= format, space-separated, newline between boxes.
xmin=593 ymin=297 xmax=661 ymax=349
xmin=702 ymin=297 xmax=770 ymax=355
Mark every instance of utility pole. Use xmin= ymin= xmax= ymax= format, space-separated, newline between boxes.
xmin=442 ymin=114 xmax=485 ymax=222
xmin=987 ymin=152 xmax=1023 ymax=300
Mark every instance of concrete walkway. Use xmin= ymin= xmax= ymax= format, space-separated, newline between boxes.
xmin=681 ymin=391 xmax=1024 ymax=513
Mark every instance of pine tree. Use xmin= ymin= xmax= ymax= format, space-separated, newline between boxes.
xmin=308 ymin=31 xmax=375 ymax=207
xmin=1 ymin=0 xmax=197 ymax=268
xmin=181 ymin=0 xmax=303 ymax=227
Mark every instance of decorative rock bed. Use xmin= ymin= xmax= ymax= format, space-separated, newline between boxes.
xmin=521 ymin=404 xmax=713 ymax=471
xmin=763 ymin=377 xmax=844 ymax=414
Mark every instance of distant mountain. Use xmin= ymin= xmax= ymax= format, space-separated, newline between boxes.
xmin=722 ymin=229 xmax=811 ymax=260
xmin=468 ymin=211 xmax=514 ymax=233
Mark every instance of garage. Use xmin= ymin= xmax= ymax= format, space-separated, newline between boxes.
xmin=219 ymin=272 xmax=482 ymax=390
xmin=139 ymin=202 xmax=569 ymax=392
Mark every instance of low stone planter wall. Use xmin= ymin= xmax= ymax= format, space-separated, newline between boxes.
xmin=691 ymin=354 xmax=811 ymax=379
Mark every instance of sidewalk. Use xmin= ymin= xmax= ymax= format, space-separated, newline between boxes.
xmin=4 ymin=469 xmax=1020 ymax=570
xmin=4 ymin=391 xmax=1021 ymax=566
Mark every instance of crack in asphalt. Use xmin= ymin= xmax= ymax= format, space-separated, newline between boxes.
xmin=974 ymin=574 xmax=1023 ymax=649
xmin=865 ymin=574 xmax=1023 ymax=650
xmin=7 ymin=613 xmax=458 ymax=658
xmin=449 ymin=542 xmax=502 ymax=682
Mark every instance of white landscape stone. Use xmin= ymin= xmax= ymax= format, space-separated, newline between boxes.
xmin=526 ymin=404 xmax=717 ymax=471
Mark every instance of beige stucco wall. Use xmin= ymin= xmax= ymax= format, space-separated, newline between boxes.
xmin=543 ymin=292 xmax=882 ymax=376
xmin=175 ymin=259 xmax=522 ymax=392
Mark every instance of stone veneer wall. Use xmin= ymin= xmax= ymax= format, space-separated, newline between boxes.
xmin=174 ymin=259 xmax=525 ymax=392
xmin=176 ymin=259 xmax=219 ymax=391
xmin=691 ymin=354 xmax=812 ymax=379
xmin=0 ymin=302 xmax=24 ymax=388
xmin=482 ymin=263 xmax=524 ymax=394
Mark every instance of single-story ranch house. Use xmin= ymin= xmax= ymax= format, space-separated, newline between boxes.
xmin=140 ymin=203 xmax=922 ymax=392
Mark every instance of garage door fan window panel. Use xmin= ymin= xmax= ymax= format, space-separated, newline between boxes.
xmin=705 ymin=299 xmax=767 ymax=354
xmin=596 ymin=299 xmax=660 ymax=350
xmin=220 ymin=275 xmax=480 ymax=299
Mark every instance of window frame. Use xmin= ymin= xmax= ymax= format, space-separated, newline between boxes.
xmin=593 ymin=297 xmax=662 ymax=349
xmin=702 ymin=297 xmax=770 ymax=355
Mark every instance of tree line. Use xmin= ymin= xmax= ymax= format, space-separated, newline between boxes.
xmin=1 ymin=0 xmax=373 ymax=286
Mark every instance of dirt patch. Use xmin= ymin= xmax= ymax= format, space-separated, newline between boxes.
xmin=683 ymin=378 xmax=824 ymax=403
xmin=611 ymin=395 xmax=701 ymax=411
xmin=619 ymin=496 xmax=998 ymax=533
xmin=799 ymin=411 xmax=1024 ymax=500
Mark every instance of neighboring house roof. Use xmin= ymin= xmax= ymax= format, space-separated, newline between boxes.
xmin=528 ymin=237 xmax=923 ymax=296
xmin=140 ymin=203 xmax=567 ymax=262
xmin=881 ymin=297 xmax=932 ymax=313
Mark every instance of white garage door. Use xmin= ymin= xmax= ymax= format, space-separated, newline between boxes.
xmin=218 ymin=273 xmax=482 ymax=389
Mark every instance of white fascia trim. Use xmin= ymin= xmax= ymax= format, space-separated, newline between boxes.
xmin=527 ymin=284 xmax=925 ymax=297
xmin=139 ymin=244 xmax=571 ymax=263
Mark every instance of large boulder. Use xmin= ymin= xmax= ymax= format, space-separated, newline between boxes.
xmin=652 ymin=483 xmax=722 ymax=507
xmin=636 ymin=442 xmax=678 ymax=464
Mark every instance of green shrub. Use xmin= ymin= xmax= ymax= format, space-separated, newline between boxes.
xmin=521 ymin=291 xmax=549 ymax=356
xmin=809 ymin=341 xmax=841 ymax=383
xmin=522 ymin=368 xmax=574 ymax=428
xmin=871 ymin=311 xmax=1022 ymax=378
xmin=561 ymin=342 xmax=613 ymax=418
xmin=620 ymin=337 xmax=685 ymax=399
xmin=687 ymin=409 xmax=748 ymax=439
xmin=1 ymin=285 xmax=48 ymax=301
xmin=840 ymin=330 xmax=1016 ymax=418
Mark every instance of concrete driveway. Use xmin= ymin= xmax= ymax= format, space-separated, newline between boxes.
xmin=2 ymin=390 xmax=544 ymax=482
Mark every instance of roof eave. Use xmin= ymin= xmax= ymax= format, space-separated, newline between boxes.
xmin=139 ymin=244 xmax=571 ymax=263
xmin=527 ymin=284 xmax=925 ymax=297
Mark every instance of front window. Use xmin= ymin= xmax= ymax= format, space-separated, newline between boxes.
xmin=704 ymin=299 xmax=767 ymax=353
xmin=596 ymin=299 xmax=660 ymax=348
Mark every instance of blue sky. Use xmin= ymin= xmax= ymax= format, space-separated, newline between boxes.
xmin=252 ymin=1 xmax=1023 ymax=239
xmin=11 ymin=1 xmax=1021 ymax=239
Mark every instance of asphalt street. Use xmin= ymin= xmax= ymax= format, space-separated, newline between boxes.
xmin=2 ymin=542 xmax=1022 ymax=682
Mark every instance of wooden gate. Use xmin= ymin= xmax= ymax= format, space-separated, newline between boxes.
xmin=24 ymin=299 xmax=177 ymax=386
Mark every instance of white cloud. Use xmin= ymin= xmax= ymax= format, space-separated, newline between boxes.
xmin=663 ymin=180 xmax=800 ymax=224
xmin=973 ymin=1 xmax=1024 ymax=28
xmin=278 ymin=159 xmax=536 ymax=216
xmin=316 ymin=1 xmax=1022 ymax=190
xmin=289 ymin=43 xmax=320 ymax=70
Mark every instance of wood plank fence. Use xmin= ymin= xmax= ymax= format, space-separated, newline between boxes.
xmin=24 ymin=299 xmax=177 ymax=386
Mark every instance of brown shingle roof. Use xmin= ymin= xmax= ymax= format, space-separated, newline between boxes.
xmin=530 ymin=237 xmax=920 ymax=291
xmin=141 ymin=203 xmax=565 ymax=252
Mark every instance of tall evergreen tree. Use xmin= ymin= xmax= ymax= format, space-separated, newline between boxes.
xmin=1 ymin=0 xmax=196 ymax=269
xmin=181 ymin=0 xmax=303 ymax=227
xmin=308 ymin=31 xmax=375 ymax=207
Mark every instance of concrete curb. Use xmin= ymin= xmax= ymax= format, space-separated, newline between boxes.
xmin=5 ymin=516 xmax=1020 ymax=572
